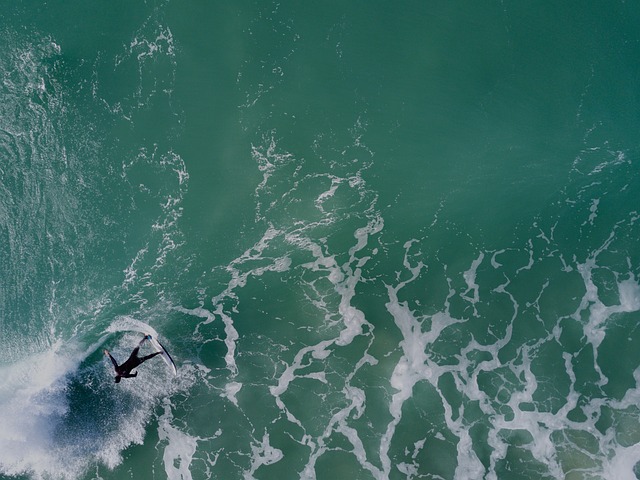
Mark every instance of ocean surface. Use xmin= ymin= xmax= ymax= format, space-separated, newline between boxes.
xmin=1 ymin=1 xmax=640 ymax=479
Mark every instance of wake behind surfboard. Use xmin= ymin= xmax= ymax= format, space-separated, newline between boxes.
xmin=146 ymin=335 xmax=177 ymax=376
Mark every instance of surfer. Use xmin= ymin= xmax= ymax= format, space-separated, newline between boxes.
xmin=104 ymin=335 xmax=162 ymax=383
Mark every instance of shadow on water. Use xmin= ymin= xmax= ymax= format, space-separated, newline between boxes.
xmin=54 ymin=368 xmax=142 ymax=459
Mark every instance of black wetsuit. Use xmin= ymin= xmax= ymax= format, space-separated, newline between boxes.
xmin=105 ymin=336 xmax=162 ymax=383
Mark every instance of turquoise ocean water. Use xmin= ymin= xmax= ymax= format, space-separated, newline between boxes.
xmin=2 ymin=1 xmax=640 ymax=479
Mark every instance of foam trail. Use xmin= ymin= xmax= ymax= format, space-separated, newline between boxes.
xmin=461 ymin=252 xmax=484 ymax=315
xmin=301 ymin=353 xmax=382 ymax=480
xmin=222 ymin=381 xmax=243 ymax=406
xmin=571 ymin=230 xmax=640 ymax=399
xmin=105 ymin=315 xmax=161 ymax=338
xmin=599 ymin=367 xmax=640 ymax=479
xmin=209 ymin=225 xmax=291 ymax=376
xmin=380 ymin=241 xmax=464 ymax=477
xmin=269 ymin=340 xmax=335 ymax=398
xmin=285 ymin=214 xmax=382 ymax=348
xmin=244 ymin=433 xmax=284 ymax=480
xmin=270 ymin=210 xmax=383 ymax=475
xmin=337 ymin=214 xmax=384 ymax=346
xmin=214 ymin=303 xmax=240 ymax=376
xmin=158 ymin=399 xmax=200 ymax=480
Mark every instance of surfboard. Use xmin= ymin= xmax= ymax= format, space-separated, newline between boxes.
xmin=147 ymin=335 xmax=177 ymax=376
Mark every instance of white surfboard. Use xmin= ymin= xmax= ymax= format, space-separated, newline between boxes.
xmin=147 ymin=335 xmax=177 ymax=376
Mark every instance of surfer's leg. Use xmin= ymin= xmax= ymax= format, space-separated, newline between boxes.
xmin=140 ymin=351 xmax=163 ymax=363
xmin=126 ymin=347 xmax=141 ymax=363
xmin=104 ymin=350 xmax=119 ymax=371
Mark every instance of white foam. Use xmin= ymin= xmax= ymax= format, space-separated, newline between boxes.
xmin=453 ymin=429 xmax=485 ymax=480
xmin=244 ymin=433 xmax=284 ymax=479
xmin=381 ymin=241 xmax=465 ymax=477
xmin=221 ymin=381 xmax=243 ymax=406
xmin=105 ymin=315 xmax=160 ymax=338
xmin=314 ymin=175 xmax=343 ymax=214
xmin=335 ymin=392 xmax=386 ymax=480
xmin=122 ymin=245 xmax=149 ymax=290
xmin=158 ymin=399 xmax=200 ymax=480
xmin=301 ymin=372 xmax=327 ymax=383
xmin=289 ymin=214 xmax=382 ymax=348
xmin=490 ymin=249 xmax=506 ymax=268
xmin=175 ymin=305 xmax=217 ymax=334
xmin=251 ymin=135 xmax=296 ymax=220
xmin=461 ymin=252 xmax=484 ymax=308
xmin=474 ymin=228 xmax=640 ymax=479
xmin=206 ymin=225 xmax=290 ymax=376
xmin=268 ymin=204 xmax=382 ymax=475
xmin=602 ymin=443 xmax=640 ymax=480
xmin=269 ymin=340 xmax=334 ymax=398
xmin=214 ymin=303 xmax=240 ymax=376
xmin=0 ymin=349 xmax=70 ymax=476
xmin=585 ymin=198 xmax=600 ymax=226
xmin=618 ymin=276 xmax=640 ymax=312
xmin=300 ymin=363 xmax=383 ymax=480
xmin=588 ymin=150 xmax=628 ymax=176
xmin=515 ymin=239 xmax=534 ymax=273
xmin=0 ymin=338 xmax=107 ymax=479
xmin=574 ymin=238 xmax=640 ymax=355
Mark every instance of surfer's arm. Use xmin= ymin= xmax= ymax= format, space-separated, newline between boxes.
xmin=104 ymin=350 xmax=119 ymax=370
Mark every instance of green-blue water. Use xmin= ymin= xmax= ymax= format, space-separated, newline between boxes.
xmin=2 ymin=1 xmax=640 ymax=479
